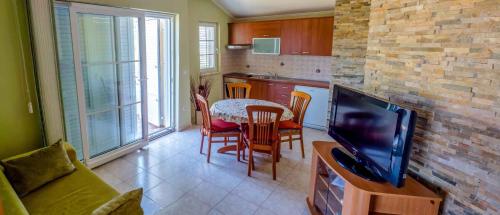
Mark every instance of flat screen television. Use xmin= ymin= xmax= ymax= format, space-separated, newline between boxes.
xmin=328 ymin=85 xmax=417 ymax=187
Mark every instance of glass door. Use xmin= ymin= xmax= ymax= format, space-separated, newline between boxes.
xmin=74 ymin=11 xmax=145 ymax=158
xmin=145 ymin=16 xmax=175 ymax=138
xmin=54 ymin=2 xmax=176 ymax=166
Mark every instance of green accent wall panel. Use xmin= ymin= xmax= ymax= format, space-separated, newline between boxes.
xmin=0 ymin=0 xmax=43 ymax=159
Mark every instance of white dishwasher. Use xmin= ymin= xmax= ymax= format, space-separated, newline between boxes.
xmin=294 ymin=85 xmax=329 ymax=130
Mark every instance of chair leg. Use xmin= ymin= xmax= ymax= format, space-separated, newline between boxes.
xmin=248 ymin=148 xmax=253 ymax=177
xmin=300 ymin=129 xmax=305 ymax=158
xmin=237 ymin=136 xmax=241 ymax=162
xmin=200 ymin=133 xmax=205 ymax=154
xmin=288 ymin=131 xmax=293 ymax=150
xmin=207 ymin=134 xmax=212 ymax=163
xmin=272 ymin=149 xmax=277 ymax=180
xmin=224 ymin=137 xmax=227 ymax=146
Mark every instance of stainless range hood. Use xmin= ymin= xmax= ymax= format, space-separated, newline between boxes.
xmin=226 ymin=44 xmax=252 ymax=50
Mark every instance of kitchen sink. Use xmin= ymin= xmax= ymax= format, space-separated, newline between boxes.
xmin=246 ymin=74 xmax=276 ymax=80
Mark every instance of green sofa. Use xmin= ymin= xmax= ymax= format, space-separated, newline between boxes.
xmin=0 ymin=143 xmax=120 ymax=215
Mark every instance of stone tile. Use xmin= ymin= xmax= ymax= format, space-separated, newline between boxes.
xmin=188 ymin=181 xmax=229 ymax=207
xmin=124 ymin=171 xmax=164 ymax=192
xmin=254 ymin=208 xmax=278 ymax=215
xmin=231 ymin=179 xmax=274 ymax=205
xmin=261 ymin=187 xmax=307 ymax=215
xmin=163 ymin=170 xmax=203 ymax=192
xmin=141 ymin=196 xmax=161 ymax=215
xmin=156 ymin=194 xmax=212 ymax=215
xmin=144 ymin=181 xmax=188 ymax=208
xmin=214 ymin=193 xmax=259 ymax=215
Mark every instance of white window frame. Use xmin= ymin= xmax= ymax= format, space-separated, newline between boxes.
xmin=198 ymin=22 xmax=218 ymax=74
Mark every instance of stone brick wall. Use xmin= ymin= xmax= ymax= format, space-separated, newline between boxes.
xmin=364 ymin=0 xmax=500 ymax=214
xmin=327 ymin=0 xmax=371 ymax=126
xmin=331 ymin=0 xmax=371 ymax=88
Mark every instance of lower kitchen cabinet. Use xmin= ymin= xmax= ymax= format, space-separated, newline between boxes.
xmin=248 ymin=80 xmax=293 ymax=106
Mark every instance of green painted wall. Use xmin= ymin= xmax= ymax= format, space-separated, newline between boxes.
xmin=0 ymin=0 xmax=43 ymax=159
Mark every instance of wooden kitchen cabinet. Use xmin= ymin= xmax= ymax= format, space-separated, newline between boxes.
xmin=229 ymin=22 xmax=252 ymax=44
xmin=248 ymin=80 xmax=269 ymax=100
xmin=248 ymin=80 xmax=294 ymax=106
xmin=228 ymin=17 xmax=333 ymax=56
xmin=251 ymin=21 xmax=281 ymax=38
xmin=310 ymin=17 xmax=334 ymax=56
xmin=281 ymin=17 xmax=333 ymax=56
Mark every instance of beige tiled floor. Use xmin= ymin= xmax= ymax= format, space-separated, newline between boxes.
xmin=93 ymin=126 xmax=334 ymax=215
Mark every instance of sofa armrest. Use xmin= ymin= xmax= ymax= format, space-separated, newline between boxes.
xmin=63 ymin=142 xmax=77 ymax=162
xmin=0 ymin=171 xmax=29 ymax=215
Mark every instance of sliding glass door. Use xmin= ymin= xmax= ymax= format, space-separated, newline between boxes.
xmin=54 ymin=2 xmax=175 ymax=166
xmin=146 ymin=16 xmax=174 ymax=138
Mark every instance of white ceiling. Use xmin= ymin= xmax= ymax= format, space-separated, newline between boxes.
xmin=213 ymin=0 xmax=335 ymax=18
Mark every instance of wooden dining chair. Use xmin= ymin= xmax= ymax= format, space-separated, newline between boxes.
xmin=227 ymin=82 xmax=252 ymax=99
xmin=243 ymin=105 xmax=283 ymax=180
xmin=279 ymin=91 xmax=311 ymax=158
xmin=196 ymin=94 xmax=241 ymax=163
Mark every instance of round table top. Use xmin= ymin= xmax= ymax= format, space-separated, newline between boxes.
xmin=210 ymin=99 xmax=294 ymax=123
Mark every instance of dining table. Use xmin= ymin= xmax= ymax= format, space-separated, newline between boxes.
xmin=210 ymin=98 xmax=294 ymax=154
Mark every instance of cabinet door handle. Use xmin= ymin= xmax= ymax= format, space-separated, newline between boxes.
xmin=302 ymin=51 xmax=310 ymax=54
xmin=263 ymin=34 xmax=269 ymax=37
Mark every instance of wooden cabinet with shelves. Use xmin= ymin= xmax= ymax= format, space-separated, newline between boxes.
xmin=228 ymin=17 xmax=333 ymax=56
xmin=308 ymin=141 xmax=442 ymax=215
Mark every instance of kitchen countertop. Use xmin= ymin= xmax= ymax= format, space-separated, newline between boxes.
xmin=223 ymin=72 xmax=330 ymax=89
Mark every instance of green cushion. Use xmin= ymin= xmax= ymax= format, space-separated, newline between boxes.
xmin=92 ymin=188 xmax=143 ymax=215
xmin=21 ymin=161 xmax=120 ymax=215
xmin=1 ymin=141 xmax=76 ymax=197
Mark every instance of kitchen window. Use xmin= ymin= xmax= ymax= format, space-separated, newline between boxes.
xmin=199 ymin=22 xmax=217 ymax=73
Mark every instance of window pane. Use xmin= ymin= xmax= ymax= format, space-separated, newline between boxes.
xmin=82 ymin=64 xmax=118 ymax=113
xmin=87 ymin=110 xmax=120 ymax=157
xmin=54 ymin=4 xmax=83 ymax=160
xmin=199 ymin=23 xmax=216 ymax=71
xmin=118 ymin=62 xmax=141 ymax=105
xmin=121 ymin=103 xmax=142 ymax=144
xmin=116 ymin=17 xmax=140 ymax=62
xmin=78 ymin=14 xmax=114 ymax=64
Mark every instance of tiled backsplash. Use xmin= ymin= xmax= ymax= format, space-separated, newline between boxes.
xmin=222 ymin=50 xmax=332 ymax=81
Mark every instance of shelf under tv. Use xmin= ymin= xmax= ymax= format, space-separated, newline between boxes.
xmin=307 ymin=141 xmax=442 ymax=215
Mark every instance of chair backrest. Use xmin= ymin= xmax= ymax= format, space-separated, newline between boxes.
xmin=246 ymin=105 xmax=284 ymax=145
xmin=227 ymin=83 xmax=252 ymax=99
xmin=289 ymin=91 xmax=312 ymax=125
xmin=195 ymin=94 xmax=212 ymax=131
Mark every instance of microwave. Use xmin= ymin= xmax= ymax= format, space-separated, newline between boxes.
xmin=252 ymin=38 xmax=280 ymax=55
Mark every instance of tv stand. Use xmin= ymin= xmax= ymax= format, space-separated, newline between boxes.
xmin=307 ymin=141 xmax=442 ymax=215
xmin=331 ymin=148 xmax=385 ymax=182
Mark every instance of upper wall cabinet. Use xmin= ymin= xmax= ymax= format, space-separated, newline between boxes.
xmin=229 ymin=22 xmax=252 ymax=45
xmin=250 ymin=21 xmax=282 ymax=38
xmin=228 ymin=17 xmax=333 ymax=56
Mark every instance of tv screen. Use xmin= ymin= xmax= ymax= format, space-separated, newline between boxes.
xmin=334 ymin=90 xmax=398 ymax=172
xmin=329 ymin=85 xmax=417 ymax=187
